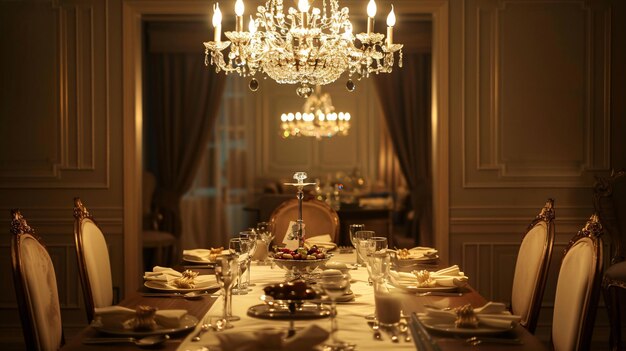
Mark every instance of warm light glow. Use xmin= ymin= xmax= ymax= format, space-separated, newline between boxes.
xmin=212 ymin=3 xmax=222 ymax=27
xmin=298 ymin=0 xmax=310 ymax=13
xmin=248 ymin=15 xmax=256 ymax=33
xmin=367 ymin=0 xmax=377 ymax=18
xmin=386 ymin=5 xmax=395 ymax=26
xmin=235 ymin=0 xmax=244 ymax=16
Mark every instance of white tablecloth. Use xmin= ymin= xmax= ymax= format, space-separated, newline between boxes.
xmin=178 ymin=253 xmax=415 ymax=351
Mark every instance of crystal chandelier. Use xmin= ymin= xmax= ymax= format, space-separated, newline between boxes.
xmin=280 ymin=86 xmax=350 ymax=139
xmin=204 ymin=0 xmax=403 ymax=97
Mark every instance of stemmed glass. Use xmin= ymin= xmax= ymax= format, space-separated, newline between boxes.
xmin=214 ymin=253 xmax=239 ymax=327
xmin=348 ymin=224 xmax=365 ymax=266
xmin=320 ymin=273 xmax=355 ymax=351
xmin=256 ymin=222 xmax=274 ymax=265
xmin=354 ymin=230 xmax=374 ymax=269
xmin=229 ymin=238 xmax=248 ymax=295
xmin=239 ymin=230 xmax=257 ymax=289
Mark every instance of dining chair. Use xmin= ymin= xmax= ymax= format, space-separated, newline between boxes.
xmin=73 ymin=197 xmax=114 ymax=322
xmin=510 ymin=198 xmax=555 ymax=333
xmin=10 ymin=209 xmax=64 ymax=351
xmin=269 ymin=197 xmax=340 ymax=244
xmin=551 ymin=213 xmax=604 ymax=351
xmin=594 ymin=169 xmax=626 ymax=351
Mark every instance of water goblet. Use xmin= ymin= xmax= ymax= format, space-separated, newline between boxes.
xmin=354 ymin=230 xmax=374 ymax=269
xmin=255 ymin=222 xmax=274 ymax=265
xmin=214 ymin=253 xmax=239 ymax=327
xmin=320 ymin=272 xmax=355 ymax=351
xmin=229 ymin=238 xmax=248 ymax=295
xmin=239 ymin=230 xmax=257 ymax=288
xmin=348 ymin=224 xmax=365 ymax=265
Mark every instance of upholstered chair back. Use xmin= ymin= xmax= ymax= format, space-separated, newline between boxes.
xmin=73 ymin=198 xmax=113 ymax=322
xmin=11 ymin=210 xmax=64 ymax=351
xmin=269 ymin=198 xmax=339 ymax=244
xmin=552 ymin=214 xmax=603 ymax=351
xmin=511 ymin=199 xmax=555 ymax=333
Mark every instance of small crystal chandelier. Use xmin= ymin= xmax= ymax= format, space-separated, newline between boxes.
xmin=280 ymin=86 xmax=350 ymax=139
xmin=204 ymin=0 xmax=403 ymax=97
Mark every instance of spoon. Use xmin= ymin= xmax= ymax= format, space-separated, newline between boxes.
xmin=191 ymin=319 xmax=213 ymax=342
xmin=142 ymin=291 xmax=206 ymax=300
xmin=367 ymin=321 xmax=383 ymax=341
xmin=83 ymin=334 xmax=169 ymax=347
xmin=399 ymin=322 xmax=412 ymax=342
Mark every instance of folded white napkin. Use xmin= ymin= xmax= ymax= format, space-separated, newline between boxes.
xmin=423 ymin=302 xmax=520 ymax=329
xmin=305 ymin=234 xmax=337 ymax=250
xmin=400 ymin=247 xmax=438 ymax=259
xmin=94 ymin=306 xmax=187 ymax=329
xmin=214 ymin=324 xmax=329 ymax=351
xmin=183 ymin=249 xmax=229 ymax=262
xmin=143 ymin=266 xmax=216 ymax=289
xmin=389 ymin=265 xmax=469 ymax=287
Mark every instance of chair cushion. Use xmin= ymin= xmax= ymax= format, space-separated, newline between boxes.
xmin=20 ymin=235 xmax=63 ymax=351
xmin=552 ymin=237 xmax=596 ymax=351
xmin=81 ymin=219 xmax=114 ymax=309
xmin=511 ymin=222 xmax=547 ymax=325
xmin=604 ymin=261 xmax=626 ymax=281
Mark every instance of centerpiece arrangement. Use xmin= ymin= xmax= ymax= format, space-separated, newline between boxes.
xmin=271 ymin=172 xmax=331 ymax=280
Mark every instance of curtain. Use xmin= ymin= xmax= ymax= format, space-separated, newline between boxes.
xmin=145 ymin=52 xmax=226 ymax=237
xmin=374 ymin=51 xmax=433 ymax=246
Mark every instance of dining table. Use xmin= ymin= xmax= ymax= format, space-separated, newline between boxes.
xmin=61 ymin=252 xmax=550 ymax=351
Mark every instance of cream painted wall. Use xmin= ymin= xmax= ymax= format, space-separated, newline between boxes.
xmin=0 ymin=0 xmax=625 ymax=348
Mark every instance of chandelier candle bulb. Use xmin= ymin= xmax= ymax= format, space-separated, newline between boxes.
xmin=367 ymin=0 xmax=377 ymax=33
xmin=248 ymin=15 xmax=256 ymax=34
xmin=235 ymin=0 xmax=244 ymax=31
xmin=386 ymin=5 xmax=395 ymax=46
xmin=212 ymin=3 xmax=222 ymax=43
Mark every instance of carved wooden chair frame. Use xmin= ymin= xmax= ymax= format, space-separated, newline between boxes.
xmin=10 ymin=209 xmax=65 ymax=350
xmin=269 ymin=197 xmax=340 ymax=244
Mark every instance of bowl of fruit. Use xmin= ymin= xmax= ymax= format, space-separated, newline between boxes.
xmin=271 ymin=245 xmax=330 ymax=277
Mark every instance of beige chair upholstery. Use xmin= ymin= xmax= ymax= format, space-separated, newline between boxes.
xmin=594 ymin=169 xmax=626 ymax=350
xmin=269 ymin=198 xmax=339 ymax=244
xmin=73 ymin=198 xmax=114 ymax=322
xmin=11 ymin=210 xmax=64 ymax=351
xmin=510 ymin=199 xmax=555 ymax=333
xmin=551 ymin=214 xmax=603 ymax=351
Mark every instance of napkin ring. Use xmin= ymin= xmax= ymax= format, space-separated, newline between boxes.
xmin=413 ymin=269 xmax=436 ymax=288
xmin=454 ymin=304 xmax=479 ymax=328
xmin=125 ymin=305 xmax=158 ymax=331
xmin=174 ymin=270 xmax=199 ymax=289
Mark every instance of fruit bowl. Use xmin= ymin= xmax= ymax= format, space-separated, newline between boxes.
xmin=272 ymin=256 xmax=331 ymax=276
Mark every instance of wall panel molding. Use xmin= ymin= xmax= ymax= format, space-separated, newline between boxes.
xmin=0 ymin=0 xmax=110 ymax=189
xmin=462 ymin=0 xmax=612 ymax=188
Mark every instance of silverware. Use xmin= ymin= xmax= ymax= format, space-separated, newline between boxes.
xmin=141 ymin=291 xmax=207 ymax=299
xmin=417 ymin=292 xmax=463 ymax=297
xmin=399 ymin=322 xmax=412 ymax=342
xmin=83 ymin=334 xmax=169 ymax=346
xmin=387 ymin=326 xmax=399 ymax=343
xmin=367 ymin=321 xmax=383 ymax=341
xmin=466 ymin=336 xmax=523 ymax=346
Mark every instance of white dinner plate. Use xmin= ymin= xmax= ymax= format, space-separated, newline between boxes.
xmin=144 ymin=279 xmax=220 ymax=292
xmin=389 ymin=276 xmax=459 ymax=293
xmin=92 ymin=314 xmax=198 ymax=336
xmin=417 ymin=314 xmax=515 ymax=335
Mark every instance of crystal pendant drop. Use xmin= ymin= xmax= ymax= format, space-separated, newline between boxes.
xmin=249 ymin=78 xmax=259 ymax=91
xmin=346 ymin=79 xmax=355 ymax=92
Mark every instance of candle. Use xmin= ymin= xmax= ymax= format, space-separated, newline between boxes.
xmin=212 ymin=3 xmax=222 ymax=42
xmin=248 ymin=15 xmax=256 ymax=34
xmin=367 ymin=0 xmax=377 ymax=33
xmin=386 ymin=5 xmax=395 ymax=46
xmin=235 ymin=0 xmax=244 ymax=31
xmin=298 ymin=0 xmax=309 ymax=27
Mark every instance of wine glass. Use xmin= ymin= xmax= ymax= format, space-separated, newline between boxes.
xmin=229 ymin=238 xmax=248 ymax=295
xmin=256 ymin=222 xmax=274 ymax=265
xmin=354 ymin=230 xmax=374 ymax=269
xmin=320 ymin=273 xmax=355 ymax=351
xmin=239 ymin=230 xmax=257 ymax=288
xmin=214 ymin=253 xmax=239 ymax=327
xmin=348 ymin=224 xmax=365 ymax=265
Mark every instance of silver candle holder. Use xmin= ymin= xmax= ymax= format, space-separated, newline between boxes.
xmin=284 ymin=171 xmax=315 ymax=248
